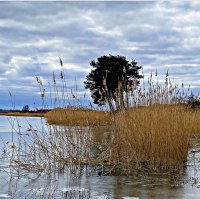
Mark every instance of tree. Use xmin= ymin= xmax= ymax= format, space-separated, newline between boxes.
xmin=22 ymin=105 xmax=29 ymax=112
xmin=84 ymin=55 xmax=143 ymax=110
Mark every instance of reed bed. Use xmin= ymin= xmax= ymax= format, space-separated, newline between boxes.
xmin=98 ymin=69 xmax=200 ymax=171
xmin=109 ymin=104 xmax=200 ymax=171
xmin=3 ymin=59 xmax=200 ymax=175
xmin=31 ymin=65 xmax=200 ymax=172
xmin=45 ymin=108 xmax=111 ymax=126
xmin=5 ymin=104 xmax=200 ymax=174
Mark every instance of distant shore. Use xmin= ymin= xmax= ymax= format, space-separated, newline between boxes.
xmin=0 ymin=109 xmax=51 ymax=117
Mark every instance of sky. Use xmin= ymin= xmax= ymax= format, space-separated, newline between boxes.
xmin=0 ymin=1 xmax=200 ymax=110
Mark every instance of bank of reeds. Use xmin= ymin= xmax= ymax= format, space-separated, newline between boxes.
xmin=7 ymin=104 xmax=200 ymax=174
xmin=34 ymin=61 xmax=200 ymax=172
xmin=4 ymin=59 xmax=200 ymax=175
xmin=110 ymin=104 xmax=200 ymax=172
xmin=45 ymin=108 xmax=111 ymax=126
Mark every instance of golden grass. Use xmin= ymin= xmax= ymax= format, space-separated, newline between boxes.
xmin=0 ymin=112 xmax=46 ymax=117
xmin=45 ymin=108 xmax=111 ymax=126
xmin=44 ymin=104 xmax=200 ymax=171
xmin=111 ymin=104 xmax=200 ymax=171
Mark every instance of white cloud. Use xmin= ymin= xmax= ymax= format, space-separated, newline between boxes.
xmin=156 ymin=1 xmax=180 ymax=13
xmin=5 ymin=56 xmax=33 ymax=76
xmin=25 ymin=39 xmax=63 ymax=48
xmin=82 ymin=11 xmax=123 ymax=37
xmin=172 ymin=11 xmax=200 ymax=25
xmin=63 ymin=63 xmax=90 ymax=72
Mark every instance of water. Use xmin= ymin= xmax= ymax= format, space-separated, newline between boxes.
xmin=0 ymin=116 xmax=200 ymax=199
xmin=0 ymin=116 xmax=46 ymax=143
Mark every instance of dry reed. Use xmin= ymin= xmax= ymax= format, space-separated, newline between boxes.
xmin=110 ymin=104 xmax=200 ymax=171
xmin=4 ymin=59 xmax=200 ymax=175
xmin=45 ymin=108 xmax=111 ymax=126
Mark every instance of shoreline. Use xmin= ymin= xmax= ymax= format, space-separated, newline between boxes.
xmin=0 ymin=111 xmax=49 ymax=117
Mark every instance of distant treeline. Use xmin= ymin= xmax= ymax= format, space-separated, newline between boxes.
xmin=0 ymin=109 xmax=51 ymax=113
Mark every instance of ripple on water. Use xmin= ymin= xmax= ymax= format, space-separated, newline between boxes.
xmin=62 ymin=187 xmax=90 ymax=199
xmin=0 ymin=194 xmax=12 ymax=199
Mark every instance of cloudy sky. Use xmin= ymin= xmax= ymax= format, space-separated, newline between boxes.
xmin=0 ymin=1 xmax=200 ymax=109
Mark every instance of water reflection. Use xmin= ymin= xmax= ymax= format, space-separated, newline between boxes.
xmin=0 ymin=116 xmax=200 ymax=198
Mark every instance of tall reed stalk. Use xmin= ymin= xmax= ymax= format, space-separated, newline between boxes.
xmin=103 ymin=70 xmax=191 ymax=112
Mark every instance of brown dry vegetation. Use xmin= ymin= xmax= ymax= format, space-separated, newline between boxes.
xmin=8 ymin=64 xmax=199 ymax=173
xmin=110 ymin=104 xmax=200 ymax=171
xmin=7 ymin=103 xmax=200 ymax=175
xmin=0 ymin=112 xmax=46 ymax=117
xmin=43 ymin=104 xmax=200 ymax=171
xmin=45 ymin=108 xmax=111 ymax=126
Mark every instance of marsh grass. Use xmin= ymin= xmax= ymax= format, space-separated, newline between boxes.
xmin=38 ymin=67 xmax=200 ymax=172
xmin=102 ymin=70 xmax=200 ymax=171
xmin=110 ymin=104 xmax=200 ymax=171
xmin=3 ymin=59 xmax=200 ymax=176
xmin=45 ymin=108 xmax=111 ymax=126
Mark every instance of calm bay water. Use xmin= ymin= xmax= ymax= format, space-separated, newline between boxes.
xmin=0 ymin=116 xmax=200 ymax=199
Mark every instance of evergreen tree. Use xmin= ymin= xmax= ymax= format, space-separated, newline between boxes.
xmin=84 ymin=55 xmax=143 ymax=110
